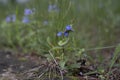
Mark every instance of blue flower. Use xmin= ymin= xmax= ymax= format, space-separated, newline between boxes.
xmin=6 ymin=16 xmax=11 ymax=22
xmin=65 ymin=25 xmax=73 ymax=31
xmin=5 ymin=14 xmax=16 ymax=23
xmin=22 ymin=16 xmax=30 ymax=23
xmin=48 ymin=4 xmax=59 ymax=12
xmin=57 ymin=25 xmax=73 ymax=37
xmin=57 ymin=32 xmax=63 ymax=37
xmin=24 ymin=8 xmax=33 ymax=15
xmin=64 ymin=32 xmax=69 ymax=37
xmin=48 ymin=5 xmax=53 ymax=12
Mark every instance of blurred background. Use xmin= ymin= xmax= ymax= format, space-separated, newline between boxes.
xmin=0 ymin=0 xmax=120 ymax=54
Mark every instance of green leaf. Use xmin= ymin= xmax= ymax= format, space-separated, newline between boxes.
xmin=58 ymin=38 xmax=69 ymax=46
xmin=77 ymin=48 xmax=85 ymax=56
xmin=59 ymin=61 xmax=66 ymax=70
xmin=47 ymin=37 xmax=54 ymax=47
xmin=70 ymin=63 xmax=80 ymax=68
xmin=44 ymin=54 xmax=52 ymax=61
xmin=109 ymin=44 xmax=120 ymax=73
xmin=51 ymin=46 xmax=62 ymax=50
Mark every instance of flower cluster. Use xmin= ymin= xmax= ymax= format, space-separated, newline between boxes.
xmin=22 ymin=8 xmax=35 ymax=24
xmin=5 ymin=8 xmax=35 ymax=24
xmin=57 ymin=25 xmax=73 ymax=37
xmin=5 ymin=14 xmax=16 ymax=23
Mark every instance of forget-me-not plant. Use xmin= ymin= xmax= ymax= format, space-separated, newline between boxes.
xmin=22 ymin=8 xmax=35 ymax=23
xmin=57 ymin=25 xmax=73 ymax=37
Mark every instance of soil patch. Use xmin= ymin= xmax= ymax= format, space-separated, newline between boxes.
xmin=0 ymin=50 xmax=119 ymax=80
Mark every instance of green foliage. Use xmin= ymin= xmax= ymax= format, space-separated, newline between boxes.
xmin=0 ymin=0 xmax=120 ymax=51
xmin=58 ymin=38 xmax=69 ymax=47
xmin=108 ymin=44 xmax=120 ymax=73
